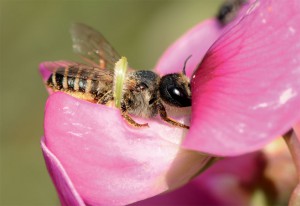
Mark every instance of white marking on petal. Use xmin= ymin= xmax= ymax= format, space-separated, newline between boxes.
xmin=67 ymin=131 xmax=83 ymax=137
xmin=279 ymin=88 xmax=296 ymax=105
xmin=62 ymin=106 xmax=74 ymax=115
xmin=252 ymin=102 xmax=269 ymax=110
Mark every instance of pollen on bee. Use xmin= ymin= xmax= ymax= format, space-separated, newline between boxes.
xmin=99 ymin=59 xmax=106 ymax=69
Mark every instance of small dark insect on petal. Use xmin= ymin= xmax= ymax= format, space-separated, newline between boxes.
xmin=217 ymin=0 xmax=247 ymax=25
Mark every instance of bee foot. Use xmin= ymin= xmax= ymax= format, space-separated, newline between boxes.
xmin=121 ymin=112 xmax=149 ymax=128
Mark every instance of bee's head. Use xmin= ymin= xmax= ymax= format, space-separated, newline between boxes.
xmin=159 ymin=56 xmax=192 ymax=107
xmin=159 ymin=73 xmax=191 ymax=107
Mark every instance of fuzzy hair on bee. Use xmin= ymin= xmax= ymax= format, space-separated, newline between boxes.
xmin=45 ymin=23 xmax=192 ymax=129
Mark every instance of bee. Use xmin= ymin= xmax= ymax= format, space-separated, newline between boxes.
xmin=217 ymin=0 xmax=247 ymax=25
xmin=45 ymin=23 xmax=191 ymax=129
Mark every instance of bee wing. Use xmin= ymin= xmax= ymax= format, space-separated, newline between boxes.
xmin=70 ymin=23 xmax=121 ymax=70
xmin=42 ymin=61 xmax=113 ymax=82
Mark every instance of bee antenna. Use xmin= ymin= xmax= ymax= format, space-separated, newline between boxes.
xmin=182 ymin=55 xmax=192 ymax=75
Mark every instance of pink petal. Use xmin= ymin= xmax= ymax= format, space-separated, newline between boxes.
xmin=154 ymin=19 xmax=224 ymax=77
xmin=44 ymin=92 xmax=212 ymax=206
xmin=133 ymin=138 xmax=297 ymax=205
xmin=41 ymin=138 xmax=85 ymax=206
xmin=131 ymin=152 xmax=264 ymax=206
xmin=154 ymin=1 xmax=254 ymax=77
xmin=185 ymin=0 xmax=300 ymax=155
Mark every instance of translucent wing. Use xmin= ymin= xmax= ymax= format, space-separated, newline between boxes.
xmin=42 ymin=61 xmax=113 ymax=82
xmin=70 ymin=23 xmax=121 ymax=70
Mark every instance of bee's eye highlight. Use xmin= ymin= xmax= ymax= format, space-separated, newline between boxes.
xmin=166 ymin=86 xmax=191 ymax=107
xmin=168 ymin=87 xmax=183 ymax=99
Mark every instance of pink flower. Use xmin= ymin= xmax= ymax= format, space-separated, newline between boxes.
xmin=131 ymin=152 xmax=266 ymax=206
xmin=40 ymin=0 xmax=300 ymax=205
xmin=41 ymin=92 xmax=213 ymax=206
xmin=131 ymin=138 xmax=297 ymax=206
xmin=164 ymin=0 xmax=300 ymax=156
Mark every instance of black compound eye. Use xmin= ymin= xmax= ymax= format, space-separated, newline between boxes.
xmin=159 ymin=74 xmax=191 ymax=107
xmin=167 ymin=86 xmax=191 ymax=107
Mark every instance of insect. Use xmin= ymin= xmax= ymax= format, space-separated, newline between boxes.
xmin=217 ymin=0 xmax=247 ymax=25
xmin=45 ymin=23 xmax=191 ymax=129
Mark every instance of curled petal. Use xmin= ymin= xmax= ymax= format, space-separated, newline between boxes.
xmin=185 ymin=0 xmax=300 ymax=155
xmin=43 ymin=92 xmax=212 ymax=205
xmin=41 ymin=138 xmax=85 ymax=206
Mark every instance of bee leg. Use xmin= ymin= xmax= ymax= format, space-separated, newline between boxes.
xmin=121 ymin=112 xmax=149 ymax=128
xmin=121 ymin=103 xmax=149 ymax=128
xmin=97 ymin=91 xmax=113 ymax=104
xmin=157 ymin=103 xmax=190 ymax=129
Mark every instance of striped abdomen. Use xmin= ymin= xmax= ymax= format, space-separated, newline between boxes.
xmin=47 ymin=66 xmax=113 ymax=102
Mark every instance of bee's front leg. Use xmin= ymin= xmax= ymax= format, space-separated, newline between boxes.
xmin=120 ymin=103 xmax=149 ymax=128
xmin=157 ymin=102 xmax=190 ymax=129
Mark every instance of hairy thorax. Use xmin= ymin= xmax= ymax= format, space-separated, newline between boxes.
xmin=125 ymin=90 xmax=158 ymax=118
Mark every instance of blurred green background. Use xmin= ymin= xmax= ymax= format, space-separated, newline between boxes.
xmin=0 ymin=1 xmax=222 ymax=205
